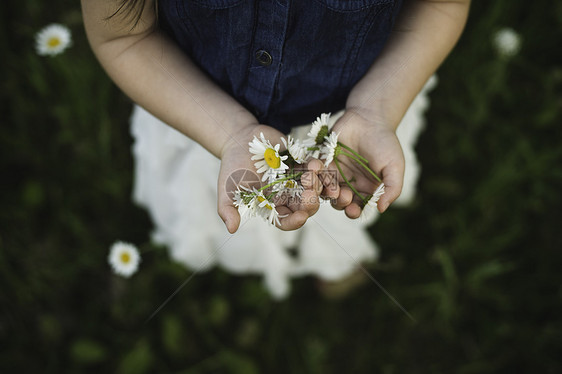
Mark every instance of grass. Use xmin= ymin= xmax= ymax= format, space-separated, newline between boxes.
xmin=1 ymin=0 xmax=561 ymax=372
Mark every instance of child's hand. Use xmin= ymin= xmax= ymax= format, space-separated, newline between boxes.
xmin=218 ymin=124 xmax=323 ymax=233
xmin=321 ymin=111 xmax=405 ymax=217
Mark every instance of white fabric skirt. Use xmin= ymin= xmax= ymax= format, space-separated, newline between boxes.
xmin=130 ymin=76 xmax=437 ymax=299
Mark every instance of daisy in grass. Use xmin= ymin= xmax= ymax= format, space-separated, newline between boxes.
xmin=282 ymin=135 xmax=308 ymax=164
xmin=493 ymin=27 xmax=521 ymax=58
xmin=249 ymin=133 xmax=289 ymax=182
xmin=108 ymin=241 xmax=141 ymax=278
xmin=35 ymin=24 xmax=72 ymax=56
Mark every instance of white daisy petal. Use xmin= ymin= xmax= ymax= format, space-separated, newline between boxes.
xmin=248 ymin=133 xmax=290 ymax=182
xmin=233 ymin=185 xmax=255 ymax=219
xmin=255 ymin=162 xmax=269 ymax=174
xmin=320 ymin=132 xmax=339 ymax=167
xmin=251 ymin=190 xmax=285 ymax=226
xmin=282 ymin=136 xmax=309 ymax=164
xmin=307 ymin=113 xmax=332 ymax=145
xmin=35 ymin=24 xmax=72 ymax=56
xmin=272 ymin=178 xmax=304 ymax=199
xmin=108 ymin=241 xmax=141 ymax=278
xmin=360 ymin=183 xmax=385 ymax=222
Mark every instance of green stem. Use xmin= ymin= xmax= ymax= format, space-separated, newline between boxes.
xmin=339 ymin=151 xmax=382 ymax=183
xmin=338 ymin=142 xmax=368 ymax=163
xmin=334 ymin=158 xmax=366 ymax=202
xmin=259 ymin=172 xmax=303 ymax=192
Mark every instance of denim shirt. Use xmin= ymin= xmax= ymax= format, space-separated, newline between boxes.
xmin=158 ymin=0 xmax=404 ymax=134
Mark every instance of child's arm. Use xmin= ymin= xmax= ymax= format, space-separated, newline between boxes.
xmin=328 ymin=0 xmax=471 ymax=216
xmin=81 ymin=0 xmax=321 ymax=232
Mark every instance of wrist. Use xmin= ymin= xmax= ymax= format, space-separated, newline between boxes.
xmin=219 ymin=121 xmax=271 ymax=160
xmin=332 ymin=108 xmax=393 ymax=147
xmin=344 ymin=105 xmax=398 ymax=133
xmin=331 ymin=108 xmax=401 ymax=166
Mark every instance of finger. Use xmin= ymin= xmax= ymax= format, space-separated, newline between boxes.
xmin=331 ymin=186 xmax=353 ymax=210
xmin=344 ymin=194 xmax=363 ymax=219
xmin=302 ymin=158 xmax=323 ymax=195
xmin=218 ymin=203 xmax=241 ymax=234
xmin=305 ymin=158 xmax=323 ymax=174
xmin=300 ymin=170 xmax=322 ymax=195
xmin=299 ymin=189 xmax=320 ymax=216
xmin=377 ymin=162 xmax=404 ymax=213
xmin=287 ymin=188 xmax=320 ymax=215
xmin=217 ymin=180 xmax=241 ymax=233
xmin=319 ymin=167 xmax=340 ymax=199
xmin=276 ymin=206 xmax=308 ymax=231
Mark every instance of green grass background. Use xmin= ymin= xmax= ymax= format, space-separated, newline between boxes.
xmin=1 ymin=0 xmax=562 ymax=372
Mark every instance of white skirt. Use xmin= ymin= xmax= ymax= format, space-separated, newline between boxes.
xmin=131 ymin=76 xmax=437 ymax=299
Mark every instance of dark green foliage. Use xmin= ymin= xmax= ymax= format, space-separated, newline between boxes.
xmin=1 ymin=0 xmax=561 ymax=373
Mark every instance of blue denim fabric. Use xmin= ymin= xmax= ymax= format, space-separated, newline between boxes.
xmin=159 ymin=0 xmax=403 ymax=134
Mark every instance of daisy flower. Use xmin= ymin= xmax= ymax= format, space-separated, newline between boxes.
xmin=360 ymin=183 xmax=385 ymax=222
xmin=272 ymin=178 xmax=304 ymax=199
xmin=320 ymin=131 xmax=339 ymax=167
xmin=35 ymin=24 xmax=72 ymax=56
xmin=257 ymin=196 xmax=286 ymax=226
xmin=302 ymin=139 xmax=321 ymax=160
xmin=249 ymin=133 xmax=289 ymax=182
xmin=108 ymin=241 xmax=141 ymax=278
xmin=233 ymin=185 xmax=257 ymax=219
xmin=307 ymin=113 xmax=332 ymax=145
xmin=233 ymin=186 xmax=287 ymax=226
xmin=255 ymin=191 xmax=285 ymax=226
xmin=492 ymin=27 xmax=521 ymax=58
xmin=282 ymin=135 xmax=308 ymax=164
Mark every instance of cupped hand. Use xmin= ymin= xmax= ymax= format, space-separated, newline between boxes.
xmin=218 ymin=124 xmax=323 ymax=233
xmin=321 ymin=110 xmax=405 ymax=218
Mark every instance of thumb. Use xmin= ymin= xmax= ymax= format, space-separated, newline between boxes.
xmin=217 ymin=184 xmax=241 ymax=234
xmin=377 ymin=161 xmax=404 ymax=213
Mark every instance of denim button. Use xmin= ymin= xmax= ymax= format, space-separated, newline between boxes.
xmin=255 ymin=50 xmax=272 ymax=66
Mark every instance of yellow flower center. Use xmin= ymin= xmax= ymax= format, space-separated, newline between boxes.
xmin=120 ymin=252 xmax=131 ymax=264
xmin=257 ymin=196 xmax=273 ymax=210
xmin=264 ymin=148 xmax=281 ymax=169
xmin=285 ymin=180 xmax=296 ymax=189
xmin=48 ymin=37 xmax=61 ymax=48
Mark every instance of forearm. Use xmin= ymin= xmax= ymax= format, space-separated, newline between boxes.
xmin=346 ymin=0 xmax=471 ymax=128
xmin=81 ymin=0 xmax=257 ymax=158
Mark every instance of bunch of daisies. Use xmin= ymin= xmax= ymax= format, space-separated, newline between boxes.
xmin=233 ymin=113 xmax=385 ymax=226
